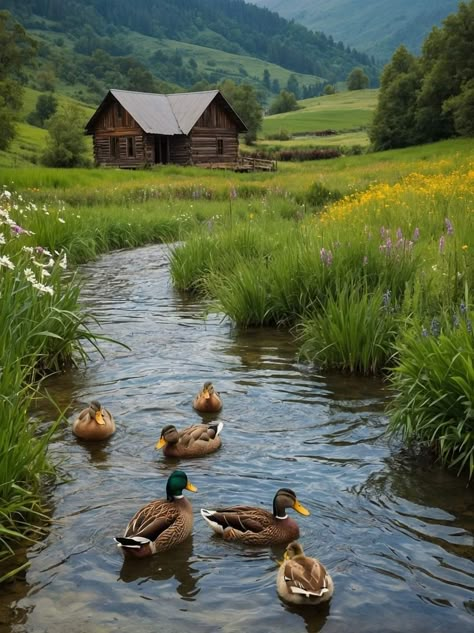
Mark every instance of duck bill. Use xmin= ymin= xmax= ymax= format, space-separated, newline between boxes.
xmin=155 ymin=437 xmax=166 ymax=450
xmin=95 ymin=410 xmax=105 ymax=425
xmin=185 ymin=481 xmax=198 ymax=492
xmin=293 ymin=500 xmax=310 ymax=516
xmin=202 ymin=389 xmax=210 ymax=400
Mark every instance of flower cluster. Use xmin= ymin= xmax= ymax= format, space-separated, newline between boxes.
xmin=0 ymin=189 xmax=69 ymax=297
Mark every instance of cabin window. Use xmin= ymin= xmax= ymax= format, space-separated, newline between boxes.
xmin=217 ymin=138 xmax=224 ymax=155
xmin=127 ymin=136 xmax=135 ymax=158
xmin=110 ymin=136 xmax=119 ymax=158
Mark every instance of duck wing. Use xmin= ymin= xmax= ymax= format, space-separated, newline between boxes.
xmin=204 ymin=505 xmax=273 ymax=533
xmin=124 ymin=499 xmax=176 ymax=541
xmin=283 ymin=557 xmax=331 ymax=597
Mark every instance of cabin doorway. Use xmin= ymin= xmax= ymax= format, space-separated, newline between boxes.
xmin=154 ymin=135 xmax=169 ymax=164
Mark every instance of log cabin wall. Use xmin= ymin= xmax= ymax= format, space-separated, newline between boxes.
xmin=190 ymin=101 xmax=239 ymax=164
xmin=169 ymin=136 xmax=192 ymax=165
xmin=92 ymin=100 xmax=146 ymax=167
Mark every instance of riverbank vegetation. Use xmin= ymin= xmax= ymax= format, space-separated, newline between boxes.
xmin=0 ymin=136 xmax=473 ymax=580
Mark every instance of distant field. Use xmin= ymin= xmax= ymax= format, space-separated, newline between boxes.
xmin=255 ymin=130 xmax=369 ymax=150
xmin=262 ymin=89 xmax=378 ymax=136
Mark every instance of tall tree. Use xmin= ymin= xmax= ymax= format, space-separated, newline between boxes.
xmin=219 ymin=79 xmax=263 ymax=144
xmin=370 ymin=46 xmax=422 ymax=150
xmin=416 ymin=1 xmax=474 ymax=141
xmin=0 ymin=10 xmax=36 ymax=150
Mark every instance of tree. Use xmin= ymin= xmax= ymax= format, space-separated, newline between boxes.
xmin=268 ymin=90 xmax=299 ymax=115
xmin=443 ymin=79 xmax=474 ymax=136
xmin=347 ymin=67 xmax=369 ymax=90
xmin=27 ymin=93 xmax=57 ymax=128
xmin=42 ymin=105 xmax=90 ymax=167
xmin=271 ymin=78 xmax=280 ymax=94
xmin=369 ymin=46 xmax=422 ymax=150
xmin=0 ymin=11 xmax=36 ymax=150
xmin=416 ymin=1 xmax=474 ymax=142
xmin=263 ymin=68 xmax=271 ymax=90
xmin=324 ymin=84 xmax=336 ymax=95
xmin=286 ymin=74 xmax=300 ymax=98
xmin=219 ymin=79 xmax=263 ymax=144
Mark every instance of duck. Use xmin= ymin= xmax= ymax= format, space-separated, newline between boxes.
xmin=114 ymin=470 xmax=197 ymax=558
xmin=155 ymin=422 xmax=224 ymax=457
xmin=200 ymin=487 xmax=310 ymax=545
xmin=277 ymin=541 xmax=334 ymax=606
xmin=192 ymin=382 xmax=222 ymax=413
xmin=72 ymin=400 xmax=115 ymax=440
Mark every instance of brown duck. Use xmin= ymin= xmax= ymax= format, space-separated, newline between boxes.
xmin=192 ymin=382 xmax=222 ymax=413
xmin=72 ymin=400 xmax=115 ymax=440
xmin=200 ymin=488 xmax=310 ymax=545
xmin=114 ymin=470 xmax=197 ymax=558
xmin=277 ymin=541 xmax=334 ymax=606
xmin=155 ymin=422 xmax=224 ymax=457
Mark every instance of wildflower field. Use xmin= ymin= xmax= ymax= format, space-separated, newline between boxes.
xmin=0 ymin=137 xmax=473 ymax=578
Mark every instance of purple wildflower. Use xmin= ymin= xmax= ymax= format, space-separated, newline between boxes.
xmin=421 ymin=326 xmax=429 ymax=337
xmin=413 ymin=227 xmax=420 ymax=241
xmin=11 ymin=224 xmax=25 ymax=236
xmin=430 ymin=318 xmax=441 ymax=337
xmin=444 ymin=218 xmax=454 ymax=235
xmin=439 ymin=235 xmax=445 ymax=253
xmin=396 ymin=227 xmax=403 ymax=240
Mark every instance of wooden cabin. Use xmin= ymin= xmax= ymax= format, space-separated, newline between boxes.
xmin=85 ymin=89 xmax=248 ymax=168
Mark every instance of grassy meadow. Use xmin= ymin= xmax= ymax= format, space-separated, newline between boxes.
xmin=0 ymin=135 xmax=473 ymax=580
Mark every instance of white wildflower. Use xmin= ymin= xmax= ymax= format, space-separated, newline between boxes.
xmin=24 ymin=268 xmax=36 ymax=283
xmin=58 ymin=217 xmax=65 ymax=224
xmin=22 ymin=246 xmax=34 ymax=254
xmin=0 ymin=233 xmax=5 ymax=245
xmin=0 ymin=255 xmax=15 ymax=270
xmin=59 ymin=253 xmax=67 ymax=269
xmin=33 ymin=282 xmax=54 ymax=296
xmin=1 ymin=190 xmax=11 ymax=199
xmin=41 ymin=268 xmax=51 ymax=277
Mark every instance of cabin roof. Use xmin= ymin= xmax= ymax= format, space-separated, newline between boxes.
xmin=85 ymin=89 xmax=248 ymax=135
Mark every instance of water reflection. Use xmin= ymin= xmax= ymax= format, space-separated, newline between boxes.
xmin=118 ymin=537 xmax=200 ymax=600
xmin=1 ymin=244 xmax=472 ymax=633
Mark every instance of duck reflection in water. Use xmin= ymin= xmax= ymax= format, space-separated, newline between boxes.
xmin=283 ymin=601 xmax=331 ymax=633
xmin=118 ymin=536 xmax=200 ymax=601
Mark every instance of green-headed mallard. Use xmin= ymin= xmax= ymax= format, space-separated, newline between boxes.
xmin=72 ymin=400 xmax=115 ymax=441
xmin=192 ymin=382 xmax=222 ymax=413
xmin=155 ymin=422 xmax=224 ymax=457
xmin=200 ymin=488 xmax=309 ymax=545
xmin=114 ymin=470 xmax=197 ymax=558
xmin=277 ymin=541 xmax=334 ymax=606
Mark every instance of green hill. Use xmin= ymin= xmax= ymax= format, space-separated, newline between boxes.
xmin=252 ymin=0 xmax=459 ymax=60
xmin=262 ymin=89 xmax=378 ymax=137
xmin=4 ymin=0 xmax=379 ymax=107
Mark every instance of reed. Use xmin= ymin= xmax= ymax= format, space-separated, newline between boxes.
xmin=388 ymin=295 xmax=474 ymax=479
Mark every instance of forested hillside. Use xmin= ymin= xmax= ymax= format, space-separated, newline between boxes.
xmin=251 ymin=0 xmax=459 ymax=60
xmin=3 ymin=0 xmax=380 ymax=104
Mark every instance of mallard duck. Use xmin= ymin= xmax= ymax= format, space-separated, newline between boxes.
xmin=114 ymin=470 xmax=197 ymax=558
xmin=155 ymin=422 xmax=224 ymax=457
xmin=277 ymin=541 xmax=334 ymax=606
xmin=72 ymin=400 xmax=115 ymax=440
xmin=192 ymin=382 xmax=222 ymax=413
xmin=200 ymin=488 xmax=310 ymax=545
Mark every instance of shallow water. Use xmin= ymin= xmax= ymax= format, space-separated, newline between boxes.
xmin=1 ymin=244 xmax=473 ymax=633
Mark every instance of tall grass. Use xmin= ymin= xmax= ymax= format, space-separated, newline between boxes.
xmin=388 ymin=295 xmax=474 ymax=479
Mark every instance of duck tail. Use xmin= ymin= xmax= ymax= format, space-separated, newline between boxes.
xmin=209 ymin=421 xmax=224 ymax=436
xmin=114 ymin=536 xmax=151 ymax=550
xmin=200 ymin=508 xmax=224 ymax=535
